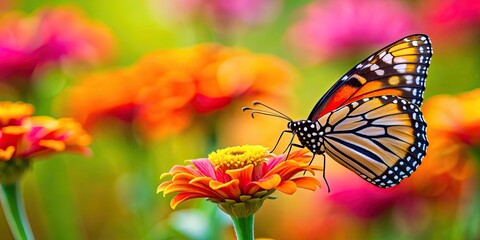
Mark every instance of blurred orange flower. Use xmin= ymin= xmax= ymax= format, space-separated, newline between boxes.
xmin=0 ymin=5 xmax=115 ymax=82
xmin=158 ymin=145 xmax=321 ymax=217
xmin=64 ymin=44 xmax=294 ymax=140
xmin=412 ymin=88 xmax=480 ymax=199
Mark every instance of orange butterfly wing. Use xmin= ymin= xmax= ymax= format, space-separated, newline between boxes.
xmin=309 ymin=34 xmax=432 ymax=121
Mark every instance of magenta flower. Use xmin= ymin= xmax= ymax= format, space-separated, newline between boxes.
xmin=287 ymin=0 xmax=415 ymax=63
xmin=0 ymin=5 xmax=115 ymax=82
xmin=420 ymin=0 xmax=480 ymax=45
xmin=328 ymin=177 xmax=417 ymax=219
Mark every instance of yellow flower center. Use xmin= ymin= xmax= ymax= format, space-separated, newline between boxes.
xmin=208 ymin=145 xmax=270 ymax=170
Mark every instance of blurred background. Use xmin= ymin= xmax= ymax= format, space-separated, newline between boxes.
xmin=0 ymin=0 xmax=479 ymax=239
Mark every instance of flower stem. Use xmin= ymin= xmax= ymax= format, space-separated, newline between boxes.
xmin=0 ymin=182 xmax=35 ymax=240
xmin=231 ymin=215 xmax=254 ymax=240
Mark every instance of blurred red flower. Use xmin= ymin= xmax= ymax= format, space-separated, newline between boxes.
xmin=0 ymin=5 xmax=115 ymax=83
xmin=287 ymin=0 xmax=414 ymax=63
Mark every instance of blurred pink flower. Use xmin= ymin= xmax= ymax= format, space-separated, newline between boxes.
xmin=328 ymin=176 xmax=421 ymax=220
xmin=287 ymin=0 xmax=415 ymax=63
xmin=420 ymin=0 xmax=480 ymax=45
xmin=0 ymin=5 xmax=115 ymax=82
xmin=158 ymin=0 xmax=281 ymax=36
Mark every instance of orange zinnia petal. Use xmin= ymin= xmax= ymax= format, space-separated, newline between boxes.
xmin=157 ymin=181 xmax=173 ymax=193
xmin=276 ymin=180 xmax=297 ymax=195
xmin=264 ymin=161 xmax=302 ymax=179
xmin=163 ymin=183 xmax=219 ymax=198
xmin=171 ymin=193 xmax=209 ymax=209
xmin=172 ymin=173 xmax=197 ymax=182
xmin=291 ymin=177 xmax=322 ymax=191
xmin=209 ymin=179 xmax=241 ymax=199
xmin=169 ymin=165 xmax=201 ymax=176
xmin=253 ymin=174 xmax=281 ymax=190
xmin=226 ymin=164 xmax=253 ymax=192
xmin=189 ymin=176 xmax=213 ymax=185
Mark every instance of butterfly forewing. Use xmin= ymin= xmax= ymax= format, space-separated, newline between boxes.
xmin=309 ymin=34 xmax=432 ymax=121
xmin=320 ymin=95 xmax=428 ymax=188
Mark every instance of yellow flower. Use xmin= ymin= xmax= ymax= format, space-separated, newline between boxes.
xmin=158 ymin=145 xmax=322 ymax=217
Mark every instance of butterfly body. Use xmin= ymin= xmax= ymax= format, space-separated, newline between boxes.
xmin=244 ymin=34 xmax=432 ymax=189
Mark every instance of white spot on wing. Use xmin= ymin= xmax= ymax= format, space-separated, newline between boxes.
xmin=375 ymin=69 xmax=384 ymax=76
xmin=405 ymin=75 xmax=413 ymax=84
xmin=394 ymin=57 xmax=407 ymax=64
xmin=394 ymin=64 xmax=407 ymax=73
xmin=383 ymin=53 xmax=393 ymax=64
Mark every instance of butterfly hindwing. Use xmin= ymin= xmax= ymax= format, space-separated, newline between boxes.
xmin=309 ymin=34 xmax=432 ymax=121
xmin=319 ymin=95 xmax=428 ymax=188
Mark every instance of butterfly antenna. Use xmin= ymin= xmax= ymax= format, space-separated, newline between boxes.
xmin=322 ymin=154 xmax=331 ymax=193
xmin=242 ymin=107 xmax=292 ymax=122
xmin=252 ymin=101 xmax=293 ymax=122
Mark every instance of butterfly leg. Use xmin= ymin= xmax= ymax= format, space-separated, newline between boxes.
xmin=271 ymin=130 xmax=293 ymax=153
xmin=285 ymin=143 xmax=304 ymax=161
xmin=282 ymin=132 xmax=297 ymax=154
xmin=302 ymin=153 xmax=316 ymax=174
xmin=321 ymin=154 xmax=331 ymax=193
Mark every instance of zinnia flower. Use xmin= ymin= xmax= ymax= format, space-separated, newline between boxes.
xmin=0 ymin=101 xmax=91 ymax=240
xmin=0 ymin=101 xmax=91 ymax=183
xmin=0 ymin=5 xmax=115 ymax=83
xmin=287 ymin=0 xmax=414 ymax=63
xmin=158 ymin=145 xmax=322 ymax=217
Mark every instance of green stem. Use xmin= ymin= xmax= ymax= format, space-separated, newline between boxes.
xmin=231 ymin=215 xmax=254 ymax=240
xmin=0 ymin=182 xmax=35 ymax=240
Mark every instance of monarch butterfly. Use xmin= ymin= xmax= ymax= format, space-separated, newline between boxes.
xmin=243 ymin=34 xmax=432 ymax=191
